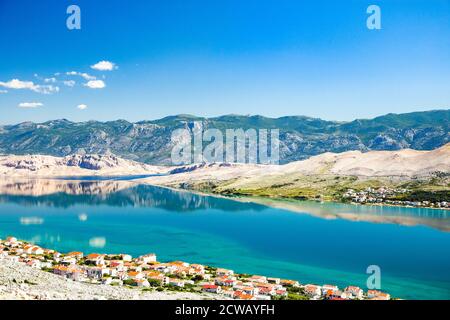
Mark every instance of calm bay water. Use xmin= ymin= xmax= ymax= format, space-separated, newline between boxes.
xmin=0 ymin=178 xmax=449 ymax=299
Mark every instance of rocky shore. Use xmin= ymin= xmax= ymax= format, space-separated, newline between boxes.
xmin=0 ymin=257 xmax=212 ymax=300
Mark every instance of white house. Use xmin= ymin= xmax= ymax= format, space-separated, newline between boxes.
xmin=168 ymin=278 xmax=185 ymax=287
xmin=202 ymin=284 xmax=222 ymax=294
xmin=344 ymin=286 xmax=364 ymax=299
xmin=137 ymin=254 xmax=157 ymax=263
xmin=304 ymin=284 xmax=322 ymax=298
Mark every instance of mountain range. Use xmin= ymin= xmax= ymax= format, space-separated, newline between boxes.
xmin=0 ymin=109 xmax=448 ymax=164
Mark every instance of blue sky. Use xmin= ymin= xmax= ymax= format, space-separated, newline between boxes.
xmin=0 ymin=0 xmax=449 ymax=124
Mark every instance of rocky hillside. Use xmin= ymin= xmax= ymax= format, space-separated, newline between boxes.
xmin=0 ymin=257 xmax=211 ymax=300
xmin=0 ymin=110 xmax=448 ymax=164
xmin=0 ymin=154 xmax=168 ymax=177
xmin=140 ymin=144 xmax=450 ymax=201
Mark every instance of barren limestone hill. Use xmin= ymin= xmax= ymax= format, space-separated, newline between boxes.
xmin=0 ymin=154 xmax=169 ymax=177
xmin=139 ymin=144 xmax=450 ymax=199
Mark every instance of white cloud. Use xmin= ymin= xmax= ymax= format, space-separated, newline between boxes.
xmin=36 ymin=85 xmax=59 ymax=94
xmin=0 ymin=79 xmax=36 ymax=90
xmin=66 ymin=71 xmax=96 ymax=80
xmin=44 ymin=77 xmax=56 ymax=83
xmin=80 ymin=72 xmax=96 ymax=80
xmin=91 ymin=60 xmax=117 ymax=71
xmin=63 ymin=80 xmax=76 ymax=87
xmin=0 ymin=89 xmax=7 ymax=94
xmin=18 ymin=102 xmax=44 ymax=108
xmin=84 ymin=80 xmax=106 ymax=89
xmin=0 ymin=79 xmax=59 ymax=94
xmin=77 ymin=104 xmax=88 ymax=110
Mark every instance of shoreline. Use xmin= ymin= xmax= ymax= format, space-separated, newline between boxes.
xmin=137 ymin=181 xmax=450 ymax=214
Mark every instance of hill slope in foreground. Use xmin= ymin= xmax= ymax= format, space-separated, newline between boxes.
xmin=0 ymin=258 xmax=212 ymax=300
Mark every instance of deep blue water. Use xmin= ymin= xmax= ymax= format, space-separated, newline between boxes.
xmin=0 ymin=179 xmax=449 ymax=299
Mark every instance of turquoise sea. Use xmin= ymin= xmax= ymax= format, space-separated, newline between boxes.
xmin=0 ymin=178 xmax=449 ymax=300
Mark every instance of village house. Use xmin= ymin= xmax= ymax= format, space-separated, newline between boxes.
xmin=108 ymin=260 xmax=126 ymax=271
xmin=85 ymin=253 xmax=105 ymax=266
xmin=234 ymin=285 xmax=259 ymax=296
xmin=255 ymin=283 xmax=280 ymax=295
xmin=275 ymin=289 xmax=288 ymax=297
xmin=172 ymin=266 xmax=190 ymax=278
xmin=234 ymin=290 xmax=255 ymax=300
xmin=116 ymin=270 xmax=129 ymax=280
xmin=124 ymin=262 xmax=142 ymax=272
xmin=267 ymin=277 xmax=281 ymax=285
xmin=367 ymin=290 xmax=391 ymax=300
xmin=202 ymin=284 xmax=222 ymax=294
xmin=189 ymin=264 xmax=205 ymax=275
xmin=120 ymin=254 xmax=132 ymax=262
xmin=257 ymin=286 xmax=275 ymax=296
xmin=127 ymin=271 xmax=144 ymax=280
xmin=105 ymin=267 xmax=117 ymax=277
xmin=20 ymin=245 xmax=33 ymax=254
xmin=152 ymin=263 xmax=177 ymax=274
xmin=168 ymin=278 xmax=185 ymax=287
xmin=322 ymin=284 xmax=339 ymax=295
xmin=53 ymin=265 xmax=85 ymax=281
xmin=345 ymin=286 xmax=364 ymax=299
xmin=85 ymin=266 xmax=109 ymax=280
xmin=280 ymin=279 xmax=300 ymax=287
xmin=132 ymin=278 xmax=150 ymax=287
xmin=51 ymin=251 xmax=62 ymax=262
xmin=248 ymin=275 xmax=267 ymax=283
xmin=216 ymin=268 xmax=234 ymax=277
xmin=5 ymin=237 xmax=18 ymax=245
xmin=67 ymin=251 xmax=83 ymax=260
xmin=169 ymin=261 xmax=190 ymax=268
xmin=61 ymin=256 xmax=77 ymax=265
xmin=145 ymin=271 xmax=169 ymax=285
xmin=137 ymin=253 xmax=157 ymax=263
xmin=26 ymin=259 xmax=42 ymax=268
xmin=215 ymin=276 xmax=238 ymax=287
xmin=304 ymin=284 xmax=322 ymax=298
xmin=220 ymin=287 xmax=235 ymax=299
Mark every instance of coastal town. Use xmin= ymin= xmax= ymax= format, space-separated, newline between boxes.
xmin=343 ymin=187 xmax=449 ymax=209
xmin=0 ymin=236 xmax=391 ymax=300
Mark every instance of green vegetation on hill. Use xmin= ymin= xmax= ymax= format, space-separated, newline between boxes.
xmin=0 ymin=110 xmax=448 ymax=164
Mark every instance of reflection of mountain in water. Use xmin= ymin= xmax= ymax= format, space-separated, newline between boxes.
xmin=236 ymin=196 xmax=450 ymax=232
xmin=0 ymin=179 xmax=448 ymax=231
xmin=0 ymin=179 xmax=265 ymax=212
xmin=0 ymin=179 xmax=134 ymax=196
